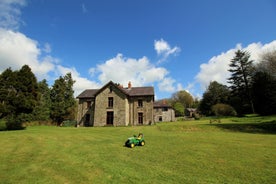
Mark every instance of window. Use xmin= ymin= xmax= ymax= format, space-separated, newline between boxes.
xmin=138 ymin=113 xmax=143 ymax=124
xmin=138 ymin=100 xmax=143 ymax=107
xmin=87 ymin=101 xmax=91 ymax=109
xmin=108 ymin=97 xmax=113 ymax=108
xmin=109 ymin=86 xmax=113 ymax=93
xmin=159 ymin=116 xmax=162 ymax=122
xmin=162 ymin=107 xmax=168 ymax=111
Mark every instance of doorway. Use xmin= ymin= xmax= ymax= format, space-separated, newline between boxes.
xmin=106 ymin=112 xmax=114 ymax=125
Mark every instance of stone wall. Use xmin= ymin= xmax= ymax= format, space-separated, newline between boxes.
xmin=94 ymin=85 xmax=127 ymax=126
xmin=77 ymin=98 xmax=95 ymax=126
xmin=154 ymin=107 xmax=175 ymax=122
xmin=130 ymin=96 xmax=154 ymax=125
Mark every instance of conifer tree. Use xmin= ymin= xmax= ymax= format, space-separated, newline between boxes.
xmin=50 ymin=73 xmax=76 ymax=126
xmin=228 ymin=50 xmax=255 ymax=114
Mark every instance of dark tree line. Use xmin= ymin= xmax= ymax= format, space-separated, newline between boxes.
xmin=199 ymin=49 xmax=276 ymax=116
xmin=0 ymin=65 xmax=76 ymax=130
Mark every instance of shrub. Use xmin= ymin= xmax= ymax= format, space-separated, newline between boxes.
xmin=62 ymin=120 xmax=77 ymax=127
xmin=211 ymin=103 xmax=237 ymax=117
xmin=5 ymin=116 xmax=25 ymax=130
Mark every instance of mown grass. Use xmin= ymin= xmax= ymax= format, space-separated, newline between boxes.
xmin=0 ymin=116 xmax=275 ymax=184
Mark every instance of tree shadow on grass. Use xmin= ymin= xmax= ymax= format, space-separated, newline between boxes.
xmin=209 ymin=120 xmax=276 ymax=134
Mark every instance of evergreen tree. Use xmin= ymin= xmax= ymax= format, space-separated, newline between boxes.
xmin=0 ymin=65 xmax=38 ymax=129
xmin=32 ymin=79 xmax=51 ymax=121
xmin=228 ymin=50 xmax=255 ymax=114
xmin=0 ymin=68 xmax=17 ymax=118
xmin=50 ymin=73 xmax=76 ymax=126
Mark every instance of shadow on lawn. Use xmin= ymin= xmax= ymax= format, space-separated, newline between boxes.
xmin=209 ymin=120 xmax=276 ymax=134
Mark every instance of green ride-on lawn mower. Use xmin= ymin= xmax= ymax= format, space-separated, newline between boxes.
xmin=125 ymin=133 xmax=145 ymax=148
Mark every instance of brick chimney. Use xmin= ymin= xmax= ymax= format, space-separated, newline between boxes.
xmin=128 ymin=81 xmax=132 ymax=89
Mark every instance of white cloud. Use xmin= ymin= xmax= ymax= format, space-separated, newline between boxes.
xmin=195 ymin=40 xmax=276 ymax=90
xmin=0 ymin=29 xmax=56 ymax=80
xmin=154 ymin=38 xmax=180 ymax=64
xmin=90 ymin=53 xmax=168 ymax=87
xmin=0 ymin=0 xmax=26 ymax=30
xmin=157 ymin=77 xmax=176 ymax=93
xmin=43 ymin=42 xmax=51 ymax=53
xmin=56 ymin=65 xmax=101 ymax=96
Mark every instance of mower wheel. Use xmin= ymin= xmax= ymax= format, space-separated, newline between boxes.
xmin=140 ymin=141 xmax=145 ymax=146
xmin=130 ymin=143 xmax=135 ymax=148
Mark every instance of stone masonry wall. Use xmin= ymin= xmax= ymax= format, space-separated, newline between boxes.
xmin=94 ymin=85 xmax=127 ymax=126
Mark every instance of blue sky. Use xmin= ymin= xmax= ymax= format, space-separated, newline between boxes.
xmin=0 ymin=0 xmax=276 ymax=99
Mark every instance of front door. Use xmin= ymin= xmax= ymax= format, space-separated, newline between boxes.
xmin=106 ymin=112 xmax=114 ymax=125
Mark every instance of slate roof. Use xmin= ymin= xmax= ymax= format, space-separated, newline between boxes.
xmin=76 ymin=89 xmax=98 ymax=98
xmin=153 ymin=100 xmax=172 ymax=108
xmin=76 ymin=81 xmax=154 ymax=99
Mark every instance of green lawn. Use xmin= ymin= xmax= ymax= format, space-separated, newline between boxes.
xmin=0 ymin=116 xmax=275 ymax=184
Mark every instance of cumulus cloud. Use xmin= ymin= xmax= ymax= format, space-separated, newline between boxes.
xmin=0 ymin=29 xmax=56 ymax=80
xmin=154 ymin=38 xmax=180 ymax=64
xmin=89 ymin=53 xmax=170 ymax=88
xmin=0 ymin=0 xmax=26 ymax=30
xmin=195 ymin=40 xmax=276 ymax=90
xmin=56 ymin=65 xmax=101 ymax=96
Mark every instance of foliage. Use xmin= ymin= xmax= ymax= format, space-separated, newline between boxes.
xmin=171 ymin=90 xmax=194 ymax=116
xmin=0 ymin=119 xmax=6 ymax=131
xmin=252 ymin=49 xmax=276 ymax=115
xmin=0 ymin=116 xmax=275 ymax=183
xmin=257 ymin=49 xmax=276 ymax=77
xmin=211 ymin=103 xmax=237 ymax=117
xmin=50 ymin=73 xmax=76 ymax=125
xmin=173 ymin=101 xmax=184 ymax=116
xmin=5 ymin=116 xmax=25 ymax=130
xmin=252 ymin=71 xmax=276 ymax=115
xmin=199 ymin=81 xmax=231 ymax=115
xmin=228 ymin=50 xmax=255 ymax=114
xmin=32 ymin=79 xmax=51 ymax=121
xmin=62 ymin=120 xmax=77 ymax=127
xmin=0 ymin=65 xmax=38 ymax=130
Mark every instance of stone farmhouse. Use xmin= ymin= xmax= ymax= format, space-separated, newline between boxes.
xmin=76 ymin=81 xmax=175 ymax=127
xmin=76 ymin=81 xmax=155 ymax=126
xmin=154 ymin=100 xmax=175 ymax=122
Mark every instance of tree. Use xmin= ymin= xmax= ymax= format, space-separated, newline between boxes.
xmin=228 ymin=50 xmax=255 ymax=114
xmin=258 ymin=49 xmax=276 ymax=77
xmin=50 ymin=73 xmax=76 ymax=126
xmin=252 ymin=49 xmax=276 ymax=115
xmin=0 ymin=68 xmax=17 ymax=119
xmin=199 ymin=81 xmax=231 ymax=116
xmin=252 ymin=71 xmax=276 ymax=115
xmin=32 ymin=79 xmax=51 ymax=121
xmin=173 ymin=102 xmax=185 ymax=117
xmin=171 ymin=90 xmax=194 ymax=117
xmin=0 ymin=65 xmax=38 ymax=129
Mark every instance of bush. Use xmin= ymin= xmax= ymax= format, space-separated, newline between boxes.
xmin=6 ymin=116 xmax=25 ymax=130
xmin=211 ymin=103 xmax=237 ymax=117
xmin=62 ymin=120 xmax=77 ymax=127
